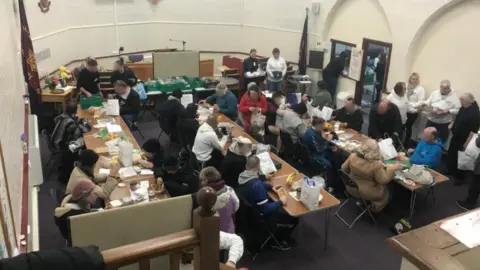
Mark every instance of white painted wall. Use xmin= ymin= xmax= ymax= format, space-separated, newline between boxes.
xmin=26 ymin=0 xmax=480 ymax=98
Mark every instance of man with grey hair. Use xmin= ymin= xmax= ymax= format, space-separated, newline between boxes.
xmin=202 ymin=82 xmax=238 ymax=120
xmin=447 ymin=92 xmax=480 ymax=181
xmin=113 ymin=80 xmax=140 ymax=125
xmin=420 ymin=79 xmax=461 ymax=142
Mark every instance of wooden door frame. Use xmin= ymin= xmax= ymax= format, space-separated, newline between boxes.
xmin=354 ymin=38 xmax=393 ymax=105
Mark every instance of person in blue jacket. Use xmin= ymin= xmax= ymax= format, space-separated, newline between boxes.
xmin=408 ymin=127 xmax=444 ymax=169
xmin=202 ymin=82 xmax=238 ymax=120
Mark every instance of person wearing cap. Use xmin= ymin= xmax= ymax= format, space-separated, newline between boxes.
xmin=157 ymin=88 xmax=189 ymax=139
xmin=157 ymin=156 xmax=197 ymax=197
xmin=66 ymin=149 xmax=121 ymax=200
xmin=77 ymin=58 xmax=100 ymax=98
xmin=276 ymin=102 xmax=309 ymax=143
xmin=198 ymin=167 xmax=239 ymax=233
xmin=266 ymin=48 xmax=287 ymax=92
xmin=112 ymin=80 xmax=141 ymax=125
xmin=203 ymin=83 xmax=238 ymax=121
xmin=110 ymin=58 xmax=138 ymax=87
xmin=238 ymin=83 xmax=268 ymax=132
xmin=55 ymin=180 xmax=102 ymax=243
xmin=243 ymin=48 xmax=260 ymax=90
xmin=221 ymin=137 xmax=253 ymax=188
xmin=333 ymin=96 xmax=363 ymax=132
xmin=138 ymin=139 xmax=164 ymax=175
xmin=419 ymin=79 xmax=461 ymax=142
xmin=311 ymin=80 xmax=333 ymax=110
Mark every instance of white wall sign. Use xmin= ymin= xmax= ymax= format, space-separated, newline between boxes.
xmin=348 ymin=47 xmax=363 ymax=81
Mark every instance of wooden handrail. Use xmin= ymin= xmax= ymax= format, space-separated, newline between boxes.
xmin=102 ymin=229 xmax=199 ymax=270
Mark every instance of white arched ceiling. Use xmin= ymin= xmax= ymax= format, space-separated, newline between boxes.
xmin=409 ymin=0 xmax=480 ymax=96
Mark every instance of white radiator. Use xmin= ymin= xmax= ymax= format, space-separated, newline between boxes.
xmin=28 ymin=114 xmax=43 ymax=186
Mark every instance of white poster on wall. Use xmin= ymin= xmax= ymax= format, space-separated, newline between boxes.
xmin=348 ymin=47 xmax=363 ymax=81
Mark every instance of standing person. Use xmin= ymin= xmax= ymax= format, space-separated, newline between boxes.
xmin=266 ymin=48 xmax=287 ymax=92
xmin=322 ymin=50 xmax=350 ymax=99
xmin=177 ymin=103 xmax=200 ymax=149
xmin=420 ymin=80 xmax=461 ymax=142
xmin=311 ymin=80 xmax=333 ymax=110
xmin=77 ymin=58 xmax=100 ymax=98
xmin=368 ymin=100 xmax=403 ymax=142
xmin=387 ymin=82 xmax=409 ymax=138
xmin=404 ymin=72 xmax=425 ymax=146
xmin=334 ymin=96 xmax=363 ymax=132
xmin=192 ymin=114 xmax=225 ymax=168
xmin=112 ymin=80 xmax=141 ymax=126
xmin=374 ymin=53 xmax=387 ymax=103
xmin=220 ymin=137 xmax=253 ymax=188
xmin=447 ymin=93 xmax=480 ymax=181
xmin=203 ymin=83 xmax=238 ymax=121
xmin=238 ymin=83 xmax=267 ymax=132
xmin=457 ymin=136 xmax=480 ymax=210
xmin=243 ymin=48 xmax=259 ymax=89
xmin=110 ymin=58 xmax=138 ymax=87
xmin=157 ymin=88 xmax=188 ymax=137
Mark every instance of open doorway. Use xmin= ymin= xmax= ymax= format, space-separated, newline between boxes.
xmin=354 ymin=38 xmax=393 ymax=120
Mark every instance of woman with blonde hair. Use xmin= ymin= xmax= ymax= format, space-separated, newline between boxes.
xmin=341 ymin=139 xmax=403 ymax=212
xmin=405 ymin=72 xmax=425 ymax=145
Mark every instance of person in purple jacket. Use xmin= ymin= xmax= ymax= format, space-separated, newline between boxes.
xmin=407 ymin=127 xmax=444 ymax=169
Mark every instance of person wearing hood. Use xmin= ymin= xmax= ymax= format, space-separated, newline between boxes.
xmin=404 ymin=72 xmax=425 ymax=145
xmin=447 ymin=93 xmax=480 ymax=181
xmin=66 ymin=150 xmax=121 ymax=200
xmin=311 ymin=80 xmax=333 ymax=110
xmin=387 ymin=82 xmax=409 ymax=129
xmin=420 ymin=80 xmax=461 ymax=142
xmin=198 ymin=167 xmax=239 ymax=233
xmin=203 ymin=83 xmax=238 ymax=120
xmin=276 ymin=102 xmax=309 ymax=143
xmin=177 ymin=103 xmax=200 ymax=148
xmin=157 ymin=156 xmax=197 ymax=197
xmin=221 ymin=137 xmax=253 ymax=188
xmin=333 ymin=96 xmax=363 ymax=132
xmin=138 ymin=139 xmax=164 ymax=176
xmin=368 ymin=100 xmax=403 ymax=142
xmin=342 ymin=139 xmax=404 ymax=212
xmin=193 ymin=114 xmax=225 ymax=168
xmin=406 ymin=127 xmax=444 ymax=169
xmin=457 ymin=136 xmax=480 ymax=210
xmin=238 ymin=83 xmax=268 ymax=132
xmin=55 ymin=180 xmax=103 ymax=244
xmin=322 ymin=50 xmax=350 ymax=98
xmin=157 ymin=88 xmax=188 ymax=136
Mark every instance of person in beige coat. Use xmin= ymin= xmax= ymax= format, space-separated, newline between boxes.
xmin=341 ymin=139 xmax=403 ymax=212
xmin=66 ymin=149 xmax=121 ymax=200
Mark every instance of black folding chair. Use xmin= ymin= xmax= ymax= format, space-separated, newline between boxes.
xmin=279 ymin=129 xmax=298 ymax=162
xmin=297 ymin=142 xmax=328 ymax=178
xmin=41 ymin=129 xmax=61 ymax=178
xmin=335 ymin=169 xmax=377 ymax=229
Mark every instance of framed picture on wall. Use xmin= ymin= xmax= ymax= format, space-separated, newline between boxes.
xmin=330 ymin=39 xmax=356 ymax=77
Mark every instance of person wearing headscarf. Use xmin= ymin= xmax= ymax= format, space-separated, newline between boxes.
xmin=276 ymin=102 xmax=309 ymax=143
xmin=157 ymin=156 xmax=197 ymax=197
xmin=220 ymin=137 xmax=253 ymax=188
xmin=341 ymin=139 xmax=404 ymax=212
xmin=65 ymin=150 xmax=121 ymax=200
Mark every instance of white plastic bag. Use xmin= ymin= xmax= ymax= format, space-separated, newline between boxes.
xmin=321 ymin=106 xmax=334 ymax=121
xmin=402 ymin=165 xmax=434 ymax=185
xmin=300 ymin=177 xmax=322 ymax=210
xmin=464 ymin=133 xmax=480 ymax=157
xmin=106 ymin=99 xmax=120 ymax=116
xmin=256 ymin=152 xmax=277 ymax=174
xmin=378 ymin=138 xmax=398 ymax=160
xmin=251 ymin=112 xmax=266 ymax=135
xmin=119 ymin=140 xmax=133 ymax=167
xmin=458 ymin=151 xmax=476 ymax=171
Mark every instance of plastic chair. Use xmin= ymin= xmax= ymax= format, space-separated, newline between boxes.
xmin=334 ymin=170 xmax=377 ymax=229
xmin=41 ymin=129 xmax=61 ymax=178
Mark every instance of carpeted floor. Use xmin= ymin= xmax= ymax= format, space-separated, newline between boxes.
xmin=38 ymin=112 xmax=469 ymax=270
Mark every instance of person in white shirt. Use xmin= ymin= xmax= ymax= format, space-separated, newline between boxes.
xmin=220 ymin=231 xmax=244 ymax=268
xmin=387 ymin=82 xmax=409 ymax=128
xmin=266 ymin=48 xmax=287 ymax=92
xmin=420 ymin=80 xmax=461 ymax=142
xmin=192 ymin=114 xmax=224 ymax=168
xmin=404 ymin=72 xmax=425 ymax=145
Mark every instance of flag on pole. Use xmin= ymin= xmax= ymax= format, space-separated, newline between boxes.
xmin=298 ymin=10 xmax=308 ymax=75
xmin=19 ymin=0 xmax=42 ymax=115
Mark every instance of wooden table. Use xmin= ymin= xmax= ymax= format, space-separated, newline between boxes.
xmin=387 ymin=209 xmax=480 ymax=270
xmin=218 ymin=114 xmax=340 ymax=249
xmin=42 ymin=87 xmax=74 ymax=112
xmin=334 ymin=127 xmax=449 ymax=220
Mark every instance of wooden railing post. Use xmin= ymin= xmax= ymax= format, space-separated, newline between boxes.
xmin=193 ymin=187 xmax=220 ymax=270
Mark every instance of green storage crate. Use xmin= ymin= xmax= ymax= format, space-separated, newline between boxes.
xmin=79 ymin=93 xmax=103 ymax=109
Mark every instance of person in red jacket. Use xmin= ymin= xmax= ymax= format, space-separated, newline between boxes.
xmin=239 ymin=83 xmax=267 ymax=132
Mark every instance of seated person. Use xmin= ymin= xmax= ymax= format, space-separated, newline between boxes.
xmin=236 ymin=156 xmax=297 ymax=250
xmin=66 ymin=149 xmax=120 ymax=200
xmin=368 ymin=100 xmax=403 ymax=141
xmin=203 ymin=83 xmax=238 ymax=120
xmin=77 ymin=58 xmax=100 ymax=98
xmin=334 ymin=96 xmax=363 ymax=132
xmin=157 ymin=88 xmax=188 ymax=137
xmin=176 ymin=103 xmax=200 ymax=148
xmin=192 ymin=114 xmax=225 ymax=168
xmin=275 ymin=102 xmax=309 ymax=143
xmin=341 ymin=139 xmax=404 ymax=212
xmin=238 ymin=83 xmax=268 ymax=132
xmin=198 ymin=167 xmax=239 ymax=233
xmin=110 ymin=58 xmax=137 ymax=87
xmin=221 ymin=137 xmax=253 ymax=188
xmin=311 ymin=80 xmax=333 ymax=109
xmin=113 ymin=80 xmax=141 ymax=126
xmin=406 ymin=127 xmax=444 ymax=169
xmin=266 ymin=92 xmax=284 ymax=127
xmin=138 ymin=139 xmax=164 ymax=175
xmin=55 ymin=180 xmax=102 ymax=243
xmin=157 ymin=156 xmax=197 ymax=197
xmin=220 ymin=231 xmax=245 ymax=269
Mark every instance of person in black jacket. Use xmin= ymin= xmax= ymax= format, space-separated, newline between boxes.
xmin=368 ymin=100 xmax=403 ymax=142
xmin=77 ymin=58 xmax=100 ymax=97
xmin=177 ymin=103 xmax=200 ymax=148
xmin=322 ymin=50 xmax=350 ymax=99
xmin=448 ymin=93 xmax=480 ymax=182
xmin=334 ymin=96 xmax=363 ymax=132
xmin=374 ymin=53 xmax=387 ymax=103
xmin=220 ymin=137 xmax=253 ymax=188
xmin=243 ymin=48 xmax=260 ymax=89
xmin=157 ymin=156 xmax=198 ymax=197
xmin=140 ymin=139 xmax=164 ymax=176
xmin=157 ymin=88 xmax=188 ymax=139
xmin=113 ymin=80 xmax=141 ymax=125
xmin=110 ymin=58 xmax=138 ymax=87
